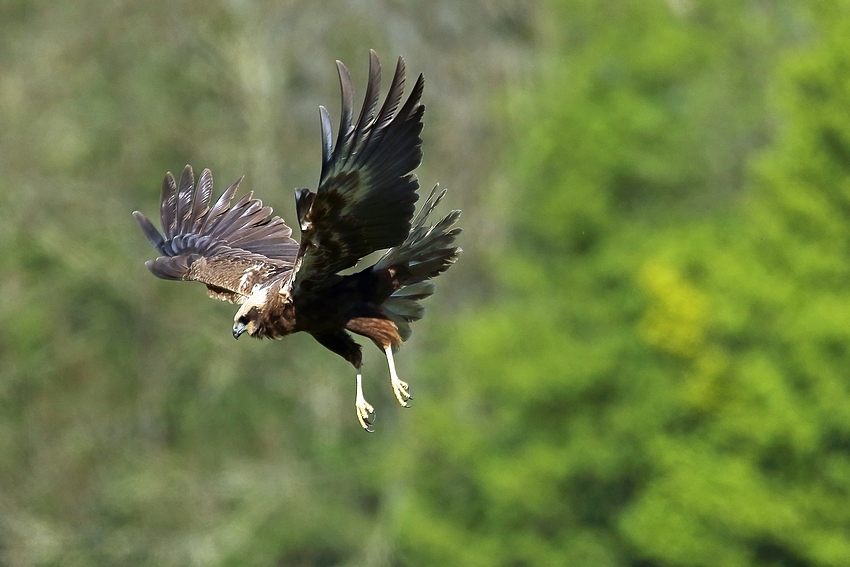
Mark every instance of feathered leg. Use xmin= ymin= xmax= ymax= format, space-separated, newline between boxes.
xmin=385 ymin=346 xmax=412 ymax=408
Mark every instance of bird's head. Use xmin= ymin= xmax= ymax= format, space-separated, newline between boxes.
xmin=232 ymin=306 xmax=258 ymax=339
xmin=232 ymin=285 xmax=270 ymax=339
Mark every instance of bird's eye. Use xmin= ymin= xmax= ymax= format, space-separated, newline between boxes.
xmin=237 ymin=315 xmax=249 ymax=325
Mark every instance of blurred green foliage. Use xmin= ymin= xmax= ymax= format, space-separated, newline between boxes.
xmin=2 ymin=0 xmax=850 ymax=566
xmin=398 ymin=1 xmax=850 ymax=567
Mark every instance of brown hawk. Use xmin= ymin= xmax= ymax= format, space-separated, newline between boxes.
xmin=133 ymin=51 xmax=461 ymax=430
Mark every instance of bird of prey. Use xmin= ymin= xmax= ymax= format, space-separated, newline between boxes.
xmin=133 ymin=51 xmax=461 ymax=431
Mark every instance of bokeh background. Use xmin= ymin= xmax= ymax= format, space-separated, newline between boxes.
xmin=2 ymin=0 xmax=850 ymax=565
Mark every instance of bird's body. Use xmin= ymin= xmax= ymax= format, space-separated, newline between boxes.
xmin=242 ymin=266 xmax=400 ymax=346
xmin=133 ymin=51 xmax=461 ymax=430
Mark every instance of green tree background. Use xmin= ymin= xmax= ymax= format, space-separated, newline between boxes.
xmin=1 ymin=0 xmax=849 ymax=566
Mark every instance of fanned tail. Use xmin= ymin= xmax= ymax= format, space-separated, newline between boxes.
xmin=374 ymin=185 xmax=462 ymax=342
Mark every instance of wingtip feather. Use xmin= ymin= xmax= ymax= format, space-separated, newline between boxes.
xmin=319 ymin=106 xmax=334 ymax=170
xmin=160 ymin=171 xmax=178 ymax=239
xmin=176 ymin=165 xmax=196 ymax=235
xmin=334 ymin=60 xmax=355 ymax=165
xmin=191 ymin=168 xmax=214 ymax=230
xmin=133 ymin=210 xmax=165 ymax=250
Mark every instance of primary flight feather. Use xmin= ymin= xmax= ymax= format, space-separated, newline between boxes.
xmin=133 ymin=51 xmax=462 ymax=430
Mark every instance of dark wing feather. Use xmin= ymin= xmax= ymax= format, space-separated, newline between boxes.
xmin=292 ymin=50 xmax=425 ymax=292
xmin=134 ymin=165 xmax=299 ymax=303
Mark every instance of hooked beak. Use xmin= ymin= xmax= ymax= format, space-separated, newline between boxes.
xmin=232 ymin=321 xmax=247 ymax=339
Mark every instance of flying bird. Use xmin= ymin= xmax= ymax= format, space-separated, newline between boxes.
xmin=133 ymin=51 xmax=461 ymax=431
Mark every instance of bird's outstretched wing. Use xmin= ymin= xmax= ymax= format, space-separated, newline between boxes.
xmin=134 ymin=165 xmax=299 ymax=303
xmin=291 ymin=50 xmax=425 ymax=292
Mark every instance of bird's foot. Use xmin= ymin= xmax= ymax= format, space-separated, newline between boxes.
xmin=355 ymin=372 xmax=375 ymax=432
xmin=355 ymin=398 xmax=375 ymax=432
xmin=391 ymin=375 xmax=412 ymax=408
